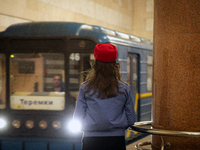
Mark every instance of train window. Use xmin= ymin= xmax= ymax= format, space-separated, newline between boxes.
xmin=127 ymin=55 xmax=138 ymax=93
xmin=10 ymin=53 xmax=65 ymax=110
xmin=69 ymin=53 xmax=94 ymax=104
xmin=0 ymin=54 xmax=6 ymax=109
xmin=147 ymin=55 xmax=153 ymax=91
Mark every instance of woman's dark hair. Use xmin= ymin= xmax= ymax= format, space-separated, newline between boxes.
xmin=83 ymin=59 xmax=124 ymax=99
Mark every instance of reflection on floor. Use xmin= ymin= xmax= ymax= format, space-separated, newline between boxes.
xmin=126 ymin=135 xmax=151 ymax=150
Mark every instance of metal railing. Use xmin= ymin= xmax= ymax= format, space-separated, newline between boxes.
xmin=130 ymin=121 xmax=200 ymax=150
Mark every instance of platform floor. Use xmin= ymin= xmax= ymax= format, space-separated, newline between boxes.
xmin=126 ymin=135 xmax=151 ymax=150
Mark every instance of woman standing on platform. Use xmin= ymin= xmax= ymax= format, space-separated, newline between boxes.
xmin=73 ymin=43 xmax=135 ymax=150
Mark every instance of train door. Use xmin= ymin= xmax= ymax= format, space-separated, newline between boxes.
xmin=127 ymin=53 xmax=139 ymax=121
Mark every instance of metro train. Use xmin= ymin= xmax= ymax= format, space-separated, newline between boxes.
xmin=0 ymin=22 xmax=153 ymax=150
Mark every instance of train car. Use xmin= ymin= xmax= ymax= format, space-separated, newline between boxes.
xmin=0 ymin=22 xmax=153 ymax=150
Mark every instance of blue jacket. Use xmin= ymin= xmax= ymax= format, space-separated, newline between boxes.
xmin=73 ymin=80 xmax=135 ymax=137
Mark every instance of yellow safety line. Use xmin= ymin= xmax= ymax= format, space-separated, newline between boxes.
xmin=134 ymin=92 xmax=152 ymax=114
xmin=131 ymin=93 xmax=139 ymax=136
xmin=126 ymin=93 xmax=152 ymax=139
xmin=134 ymin=93 xmax=139 ymax=113
xmin=134 ymin=92 xmax=152 ymax=115
xmin=126 ymin=128 xmax=131 ymax=138
xmin=131 ymin=92 xmax=152 ymax=137
xmin=140 ymin=93 xmax=152 ymax=99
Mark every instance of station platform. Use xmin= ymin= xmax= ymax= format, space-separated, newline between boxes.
xmin=126 ymin=135 xmax=151 ymax=150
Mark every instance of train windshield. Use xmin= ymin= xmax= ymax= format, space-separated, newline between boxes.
xmin=68 ymin=53 xmax=94 ymax=112
xmin=10 ymin=53 xmax=65 ymax=111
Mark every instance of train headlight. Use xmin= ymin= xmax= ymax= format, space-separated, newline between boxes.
xmin=39 ymin=120 xmax=47 ymax=129
xmin=12 ymin=120 xmax=21 ymax=128
xmin=68 ymin=119 xmax=82 ymax=133
xmin=25 ymin=120 xmax=34 ymax=129
xmin=0 ymin=118 xmax=6 ymax=129
xmin=52 ymin=121 xmax=61 ymax=129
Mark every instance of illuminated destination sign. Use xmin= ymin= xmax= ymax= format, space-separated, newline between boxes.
xmin=10 ymin=96 xmax=65 ymax=110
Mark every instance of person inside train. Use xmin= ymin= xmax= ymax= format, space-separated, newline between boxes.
xmin=52 ymin=75 xmax=64 ymax=92
xmin=73 ymin=43 xmax=136 ymax=150
xmin=51 ymin=74 xmax=78 ymax=112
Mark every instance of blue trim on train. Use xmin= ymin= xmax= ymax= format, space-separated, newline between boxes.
xmin=0 ymin=137 xmax=81 ymax=150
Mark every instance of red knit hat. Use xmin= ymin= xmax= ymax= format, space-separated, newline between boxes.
xmin=94 ymin=44 xmax=117 ymax=62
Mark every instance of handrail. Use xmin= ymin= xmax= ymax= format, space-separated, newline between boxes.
xmin=131 ymin=121 xmax=200 ymax=138
xmin=130 ymin=121 xmax=200 ymax=150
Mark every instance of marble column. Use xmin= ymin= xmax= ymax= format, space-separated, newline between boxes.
xmin=152 ymin=0 xmax=200 ymax=149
